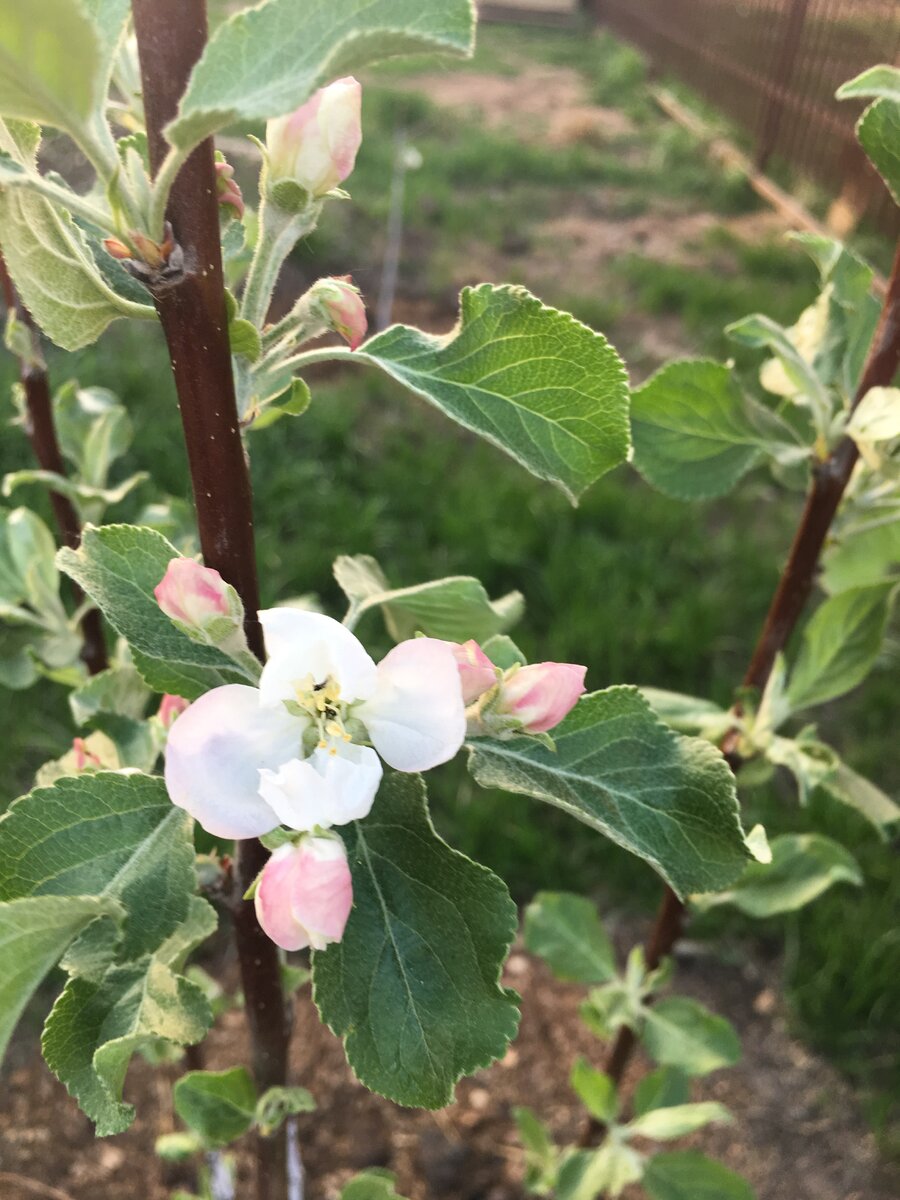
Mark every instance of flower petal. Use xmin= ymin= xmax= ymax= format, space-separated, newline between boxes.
xmin=164 ymin=684 xmax=304 ymax=839
xmin=258 ymin=742 xmax=382 ymax=831
xmin=258 ymin=608 xmax=377 ymax=707
xmin=359 ymin=637 xmax=466 ymax=772
xmin=254 ymin=836 xmax=353 ymax=952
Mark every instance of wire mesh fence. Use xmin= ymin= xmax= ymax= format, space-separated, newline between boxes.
xmin=591 ymin=0 xmax=900 ymax=236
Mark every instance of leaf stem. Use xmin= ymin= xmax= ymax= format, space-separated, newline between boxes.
xmin=240 ymin=200 xmax=319 ymax=330
xmin=584 ymin=237 xmax=900 ymax=1147
xmin=0 ymin=256 xmax=107 ymax=675
xmin=130 ymin=4 xmax=291 ymax=1198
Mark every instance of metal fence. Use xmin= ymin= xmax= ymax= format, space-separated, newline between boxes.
xmin=592 ymin=0 xmax=900 ymax=236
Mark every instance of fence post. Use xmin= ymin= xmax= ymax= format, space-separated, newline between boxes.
xmin=755 ymin=0 xmax=810 ymax=171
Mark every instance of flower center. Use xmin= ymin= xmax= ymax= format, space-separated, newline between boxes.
xmin=293 ymin=673 xmax=354 ymax=755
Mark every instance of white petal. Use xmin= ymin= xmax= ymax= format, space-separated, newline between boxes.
xmin=258 ymin=743 xmax=382 ymax=831
xmin=164 ymin=684 xmax=305 ymax=839
xmin=359 ymin=638 xmax=466 ymax=772
xmin=258 ymin=608 xmax=377 ymax=707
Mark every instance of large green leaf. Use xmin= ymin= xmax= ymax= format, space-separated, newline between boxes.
xmin=168 ymin=0 xmax=475 ymax=152
xmin=57 ymin=524 xmax=253 ymax=699
xmin=822 ymin=518 xmax=900 ymax=594
xmin=0 ymin=121 xmax=153 ymax=349
xmin=334 ymin=554 xmax=523 ymax=642
xmin=837 ymin=64 xmax=900 ymax=104
xmin=630 ymin=360 xmax=801 ymax=500
xmin=467 ymin=688 xmax=749 ymax=897
xmin=523 ymin=891 xmax=616 ymax=984
xmin=359 ymin=285 xmax=630 ymax=502
xmin=173 ymin=1067 xmax=257 ymax=1147
xmin=0 ymin=894 xmax=123 ymax=1064
xmin=643 ymin=1151 xmax=755 ymax=1200
xmin=641 ymin=997 xmax=740 ymax=1077
xmin=0 ymin=0 xmax=99 ymax=131
xmin=570 ymin=1059 xmax=618 ymax=1122
xmin=313 ymin=772 xmax=519 ymax=1108
xmin=693 ymin=833 xmax=862 ymax=918
xmin=786 ymin=583 xmax=895 ymax=711
xmin=857 ymin=98 xmax=900 ymax=205
xmin=0 ymin=772 xmax=194 ymax=961
xmin=625 ymin=1101 xmax=730 ymax=1141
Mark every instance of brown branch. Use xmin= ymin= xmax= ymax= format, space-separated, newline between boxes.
xmin=130 ymin=4 xmax=290 ymax=1197
xmin=582 ymin=237 xmax=900 ymax=1148
xmin=0 ymin=257 xmax=107 ymax=675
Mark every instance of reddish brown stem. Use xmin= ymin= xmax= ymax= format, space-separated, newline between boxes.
xmin=0 ymin=258 xmax=107 ymax=675
xmin=583 ymin=238 xmax=900 ymax=1149
xmin=130 ymin=4 xmax=290 ymax=1197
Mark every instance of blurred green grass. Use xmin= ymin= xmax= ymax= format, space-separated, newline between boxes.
xmin=0 ymin=21 xmax=897 ymax=1141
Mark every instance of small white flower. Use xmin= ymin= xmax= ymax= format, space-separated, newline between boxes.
xmin=164 ymin=609 xmax=465 ymax=839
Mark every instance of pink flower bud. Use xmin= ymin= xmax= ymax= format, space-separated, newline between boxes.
xmin=447 ymin=639 xmax=497 ymax=704
xmin=254 ymin=836 xmax=353 ymax=951
xmin=312 ymin=276 xmax=367 ymax=350
xmin=154 ymin=558 xmax=232 ymax=629
xmin=103 ymin=237 xmax=132 ymax=261
xmin=266 ymin=77 xmax=362 ymax=197
xmin=72 ymin=736 xmax=102 ymax=771
xmin=158 ymin=694 xmax=190 ymax=729
xmin=496 ymin=662 xmax=586 ymax=733
xmin=215 ymin=160 xmax=245 ymax=220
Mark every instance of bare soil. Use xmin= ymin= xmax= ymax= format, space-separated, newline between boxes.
xmin=2 ymin=924 xmax=897 ymax=1200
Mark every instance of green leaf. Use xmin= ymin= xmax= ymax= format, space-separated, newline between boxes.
xmin=523 ymin=891 xmax=616 ymax=984
xmin=0 ymin=122 xmax=153 ymax=349
xmin=168 ymin=0 xmax=476 ymax=153
xmin=0 ymin=0 xmax=100 ymax=132
xmin=514 ymin=1106 xmax=559 ymax=1192
xmin=69 ymin=663 xmax=151 ymax=726
xmin=481 ymin=634 xmax=526 ymax=669
xmin=639 ymin=688 xmax=731 ymax=739
xmin=695 ymin=833 xmax=862 ymax=917
xmin=57 ymin=524 xmax=254 ymax=699
xmin=0 ymin=771 xmax=195 ymax=962
xmin=822 ymin=518 xmax=900 ymax=593
xmin=570 ymin=1059 xmax=618 ymax=1123
xmin=0 ymin=894 xmax=123 ymax=1065
xmin=43 ymin=952 xmax=211 ymax=1134
xmin=254 ymin=1085 xmax=316 ymax=1136
xmin=786 ymin=583 xmax=895 ymax=710
xmin=341 ymin=1171 xmax=409 ymax=1200
xmin=837 ymin=64 xmax=900 ymax=103
xmin=857 ymin=99 xmax=900 ymax=205
xmin=630 ymin=360 xmax=802 ymax=500
xmin=467 ymin=688 xmax=749 ymax=898
xmin=557 ymin=1141 xmax=644 ymax=1200
xmin=633 ymin=1068 xmax=690 ymax=1116
xmin=846 ymin=386 xmax=900 ymax=447
xmin=313 ymin=772 xmax=520 ymax=1109
xmin=334 ymin=553 xmax=523 ymax=643
xmin=229 ymin=318 xmax=261 ymax=363
xmin=174 ymin=1067 xmax=257 ymax=1146
xmin=641 ymin=997 xmax=740 ymax=1077
xmin=726 ymin=313 xmax=830 ymax=420
xmin=626 ymin=1101 xmax=731 ymax=1141
xmin=821 ymin=761 xmax=900 ymax=834
xmin=643 ymin=1151 xmax=755 ymax=1200
xmin=359 ymin=284 xmax=630 ymax=502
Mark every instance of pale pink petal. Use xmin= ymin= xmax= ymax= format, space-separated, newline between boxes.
xmin=258 ymin=608 xmax=378 ymax=708
xmin=164 ymin=684 xmax=305 ymax=839
xmin=254 ymin=837 xmax=353 ymax=952
xmin=258 ymin=742 xmax=382 ymax=831
xmin=155 ymin=558 xmax=230 ymax=627
xmin=359 ymin=637 xmax=466 ymax=772
xmin=446 ymin=639 xmax=498 ymax=704
xmin=498 ymin=663 xmax=586 ymax=733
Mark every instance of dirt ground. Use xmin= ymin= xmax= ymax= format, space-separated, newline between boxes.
xmin=2 ymin=919 xmax=898 ymax=1200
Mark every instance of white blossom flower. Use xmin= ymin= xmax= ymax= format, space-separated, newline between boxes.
xmin=164 ymin=609 xmax=465 ymax=839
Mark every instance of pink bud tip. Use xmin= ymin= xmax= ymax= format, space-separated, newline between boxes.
xmin=215 ymin=160 xmax=245 ymax=220
xmin=72 ymin=737 xmax=102 ymax=771
xmin=498 ymin=662 xmax=587 ymax=733
xmin=265 ymin=77 xmax=362 ymax=198
xmin=158 ymin=694 xmax=190 ymax=729
xmin=317 ymin=276 xmax=367 ymax=350
xmin=254 ymin=836 xmax=353 ymax=951
xmin=154 ymin=558 xmax=231 ymax=628
xmin=446 ymin=639 xmax=498 ymax=704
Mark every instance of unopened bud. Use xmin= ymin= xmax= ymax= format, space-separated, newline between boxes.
xmin=266 ymin=77 xmax=362 ymax=199
xmin=103 ymin=237 xmax=132 ymax=261
xmin=496 ymin=662 xmax=586 ymax=734
xmin=215 ymin=160 xmax=245 ymax=221
xmin=154 ymin=557 xmax=244 ymax=645
xmin=311 ymin=276 xmax=367 ymax=350
xmin=446 ymin=639 xmax=497 ymax=704
xmin=158 ymin=693 xmax=190 ymax=729
xmin=254 ymin=836 xmax=353 ymax=951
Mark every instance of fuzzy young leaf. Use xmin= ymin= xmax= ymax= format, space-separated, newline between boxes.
xmin=626 ymin=1101 xmax=730 ymax=1141
xmin=857 ymin=98 xmax=900 ymax=205
xmin=695 ymin=833 xmax=862 ymax=917
xmin=0 ymin=0 xmax=100 ymax=132
xmin=0 ymin=894 xmax=123 ymax=1065
xmin=837 ymin=64 xmax=900 ymax=104
xmin=633 ymin=1068 xmax=690 ymax=1117
xmin=571 ymin=1059 xmax=618 ymax=1122
xmin=57 ymin=524 xmax=254 ymax=699
xmin=523 ymin=892 xmax=616 ymax=984
xmin=168 ymin=0 xmax=475 ymax=153
xmin=786 ymin=583 xmax=894 ymax=711
xmin=643 ymin=1151 xmax=755 ymax=1200
xmin=359 ymin=284 xmax=630 ymax=502
xmin=341 ymin=1171 xmax=410 ymax=1200
xmin=641 ymin=997 xmax=740 ymax=1077
xmin=557 ymin=1142 xmax=644 ymax=1200
xmin=639 ymin=688 xmax=731 ymax=739
xmin=254 ymin=1085 xmax=316 ymax=1136
xmin=821 ymin=761 xmax=900 ymax=834
xmin=630 ymin=360 xmax=802 ymax=500
xmin=514 ymin=1107 xmax=559 ymax=1193
xmin=468 ymin=688 xmax=749 ymax=898
xmin=69 ymin=663 xmax=151 ymax=726
xmin=313 ymin=772 xmax=520 ymax=1109
xmin=334 ymin=554 xmax=523 ymax=643
xmin=174 ymin=1067 xmax=257 ymax=1146
xmin=726 ymin=314 xmax=830 ymax=421
xmin=822 ymin=518 xmax=900 ymax=594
